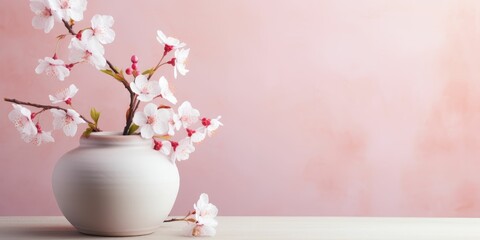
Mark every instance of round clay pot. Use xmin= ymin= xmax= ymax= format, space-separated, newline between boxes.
xmin=52 ymin=132 xmax=179 ymax=236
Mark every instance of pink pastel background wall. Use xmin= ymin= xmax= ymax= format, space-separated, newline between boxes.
xmin=2 ymin=0 xmax=480 ymax=217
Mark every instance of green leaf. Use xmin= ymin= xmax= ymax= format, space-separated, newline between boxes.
xmin=90 ymin=108 xmax=100 ymax=124
xmin=142 ymin=68 xmax=154 ymax=75
xmin=100 ymin=69 xmax=115 ymax=77
xmin=101 ymin=69 xmax=124 ymax=82
xmin=113 ymin=66 xmax=121 ymax=73
xmin=113 ymin=73 xmax=124 ymax=81
xmin=82 ymin=127 xmax=93 ymax=138
xmin=128 ymin=124 xmax=140 ymax=135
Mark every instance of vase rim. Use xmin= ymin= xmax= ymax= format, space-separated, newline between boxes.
xmin=80 ymin=131 xmax=151 ymax=146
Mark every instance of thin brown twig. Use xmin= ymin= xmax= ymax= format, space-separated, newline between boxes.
xmin=163 ymin=217 xmax=196 ymax=223
xmin=147 ymin=55 xmax=166 ymax=80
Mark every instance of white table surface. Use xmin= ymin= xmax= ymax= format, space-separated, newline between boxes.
xmin=1 ymin=216 xmax=480 ymax=239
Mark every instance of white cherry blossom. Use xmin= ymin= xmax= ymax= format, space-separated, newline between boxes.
xmin=185 ymin=193 xmax=218 ymax=237
xmin=35 ymin=57 xmax=70 ymax=81
xmin=167 ymin=109 xmax=181 ymax=136
xmin=8 ymin=104 xmax=37 ymax=136
xmin=49 ymin=84 xmax=78 ymax=104
xmin=132 ymin=103 xmax=170 ymax=139
xmin=30 ymin=0 xmax=55 ymax=33
xmin=82 ymin=14 xmax=115 ymax=45
xmin=159 ymin=76 xmax=177 ymax=104
xmin=22 ymin=124 xmax=54 ymax=146
xmin=173 ymin=48 xmax=190 ymax=79
xmin=195 ymin=193 xmax=219 ymax=227
xmin=178 ymin=101 xmax=199 ymax=128
xmin=68 ymin=37 xmax=106 ymax=69
xmin=50 ymin=108 xmax=86 ymax=136
xmin=156 ymin=30 xmax=186 ymax=49
xmin=153 ymin=139 xmax=172 ymax=156
xmin=130 ymin=75 xmax=161 ymax=102
xmin=202 ymin=116 xmax=223 ymax=137
xmin=171 ymin=138 xmax=195 ymax=162
xmin=187 ymin=128 xmax=206 ymax=143
xmin=48 ymin=0 xmax=87 ymax=22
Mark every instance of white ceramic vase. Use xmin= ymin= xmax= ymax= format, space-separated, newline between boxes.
xmin=52 ymin=132 xmax=180 ymax=237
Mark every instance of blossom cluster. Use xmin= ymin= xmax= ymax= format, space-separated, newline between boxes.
xmin=32 ymin=0 xmax=113 ymax=77
xmin=134 ymin=101 xmax=222 ymax=162
xmin=7 ymin=0 xmax=223 ymax=165
xmin=189 ymin=193 xmax=219 ymax=237
xmin=174 ymin=193 xmax=218 ymax=237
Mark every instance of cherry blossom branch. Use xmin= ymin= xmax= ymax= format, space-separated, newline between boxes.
xmin=123 ymin=55 xmax=169 ymax=134
xmin=147 ymin=55 xmax=166 ymax=80
xmin=61 ymin=20 xmax=123 ymax=78
xmin=122 ymin=95 xmax=136 ymax=135
xmin=62 ymin=19 xmax=75 ymax=35
xmin=62 ymin=19 xmax=136 ymax=135
xmin=4 ymin=98 xmax=100 ymax=132
xmin=163 ymin=217 xmax=196 ymax=223
xmin=164 ymin=211 xmax=197 ymax=223
xmin=106 ymin=60 xmax=119 ymax=74
xmin=124 ymin=57 xmax=170 ymax=132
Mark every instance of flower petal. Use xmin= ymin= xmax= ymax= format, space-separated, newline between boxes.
xmin=63 ymin=122 xmax=78 ymax=137
xmin=140 ymin=125 xmax=154 ymax=139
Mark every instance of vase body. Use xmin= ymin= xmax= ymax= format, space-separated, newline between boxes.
xmin=52 ymin=132 xmax=179 ymax=237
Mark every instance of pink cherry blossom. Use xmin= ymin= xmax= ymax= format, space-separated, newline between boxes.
xmin=132 ymin=103 xmax=170 ymax=139
xmin=49 ymin=84 xmax=78 ymax=104
xmin=30 ymin=0 xmax=55 ymax=33
xmin=8 ymin=104 xmax=37 ymax=136
xmin=130 ymin=75 xmax=161 ymax=102
xmin=68 ymin=37 xmax=106 ymax=70
xmin=35 ymin=57 xmax=70 ymax=81
xmin=50 ymin=108 xmax=86 ymax=136
xmin=82 ymin=14 xmax=115 ymax=45
xmin=48 ymin=0 xmax=87 ymax=22
xmin=178 ymin=101 xmax=200 ymax=128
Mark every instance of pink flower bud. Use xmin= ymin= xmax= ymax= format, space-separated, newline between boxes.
xmin=65 ymin=98 xmax=72 ymax=105
xmin=31 ymin=112 xmax=37 ymax=119
xmin=66 ymin=63 xmax=74 ymax=70
xmin=52 ymin=53 xmax=58 ymax=60
xmin=126 ymin=68 xmax=133 ymax=75
xmin=130 ymin=55 xmax=139 ymax=63
xmin=131 ymin=63 xmax=138 ymax=70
